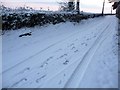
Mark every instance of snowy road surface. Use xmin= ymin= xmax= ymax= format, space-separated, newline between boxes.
xmin=2 ymin=16 xmax=118 ymax=88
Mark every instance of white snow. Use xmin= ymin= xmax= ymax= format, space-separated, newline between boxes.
xmin=2 ymin=16 xmax=118 ymax=88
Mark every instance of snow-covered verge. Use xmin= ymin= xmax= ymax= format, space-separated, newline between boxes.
xmin=2 ymin=16 xmax=118 ymax=88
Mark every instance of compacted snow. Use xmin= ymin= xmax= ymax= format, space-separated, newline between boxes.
xmin=2 ymin=16 xmax=118 ymax=88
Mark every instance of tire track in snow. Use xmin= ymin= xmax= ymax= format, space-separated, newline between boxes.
xmin=64 ymin=22 xmax=113 ymax=88
xmin=77 ymin=23 xmax=115 ymax=88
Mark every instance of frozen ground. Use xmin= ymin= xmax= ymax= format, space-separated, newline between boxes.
xmin=2 ymin=16 xmax=118 ymax=88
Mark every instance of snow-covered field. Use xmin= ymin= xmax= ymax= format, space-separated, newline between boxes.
xmin=2 ymin=16 xmax=118 ymax=88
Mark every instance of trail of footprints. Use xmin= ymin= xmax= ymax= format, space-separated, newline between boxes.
xmin=12 ymin=34 xmax=97 ymax=87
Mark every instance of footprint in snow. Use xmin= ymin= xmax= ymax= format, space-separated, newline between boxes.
xmin=39 ymin=58 xmax=51 ymax=68
xmin=63 ymin=60 xmax=69 ymax=65
xmin=71 ymin=46 xmax=76 ymax=50
xmin=40 ymin=62 xmax=48 ymax=68
xmin=68 ymin=43 xmax=74 ymax=47
xmin=74 ymin=50 xmax=79 ymax=53
xmin=59 ymin=54 xmax=68 ymax=59
xmin=11 ymin=78 xmax=27 ymax=87
xmin=70 ymin=43 xmax=74 ymax=46
xmin=46 ymin=56 xmax=53 ymax=61
xmin=40 ymin=65 xmax=44 ymax=68
xmin=81 ymin=43 xmax=87 ymax=46
xmin=16 ymin=67 xmax=30 ymax=75
xmin=36 ymin=75 xmax=46 ymax=83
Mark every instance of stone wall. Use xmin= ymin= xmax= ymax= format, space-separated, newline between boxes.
xmin=2 ymin=13 xmax=102 ymax=30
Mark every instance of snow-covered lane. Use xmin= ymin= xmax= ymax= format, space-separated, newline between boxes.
xmin=3 ymin=16 xmax=105 ymax=72
xmin=2 ymin=16 xmax=118 ymax=88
